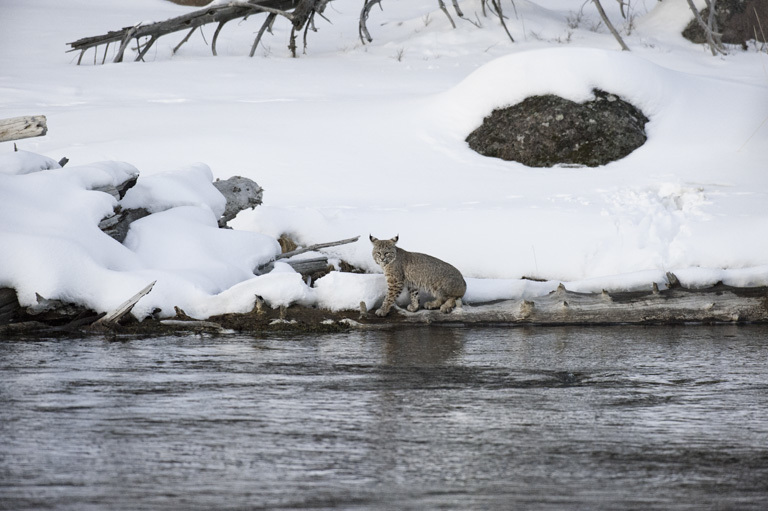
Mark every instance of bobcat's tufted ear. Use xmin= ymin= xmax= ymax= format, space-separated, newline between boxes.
xmin=391 ymin=235 xmax=399 ymax=244
xmin=369 ymin=234 xmax=378 ymax=243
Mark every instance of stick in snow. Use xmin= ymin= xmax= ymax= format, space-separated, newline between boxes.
xmin=93 ymin=281 xmax=156 ymax=327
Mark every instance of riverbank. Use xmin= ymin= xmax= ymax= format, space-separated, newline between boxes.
xmin=3 ymin=281 xmax=766 ymax=338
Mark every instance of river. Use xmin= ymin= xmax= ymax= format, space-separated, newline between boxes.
xmin=1 ymin=325 xmax=767 ymax=510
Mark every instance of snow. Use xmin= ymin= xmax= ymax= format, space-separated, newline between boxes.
xmin=1 ymin=0 xmax=767 ymax=319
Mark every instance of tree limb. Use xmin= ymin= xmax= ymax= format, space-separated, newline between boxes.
xmin=67 ymin=1 xmax=321 ymax=63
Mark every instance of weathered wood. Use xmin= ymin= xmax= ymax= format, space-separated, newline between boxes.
xmin=0 ymin=116 xmax=47 ymax=143
xmin=285 ymin=256 xmax=329 ymax=275
xmin=99 ymin=207 xmax=151 ymax=243
xmin=67 ymin=0 xmax=324 ymax=63
xmin=366 ymin=283 xmax=768 ymax=326
xmin=277 ymin=236 xmax=359 ymax=261
xmin=93 ymin=281 xmax=156 ymax=327
xmin=257 ymin=236 xmax=357 ymax=275
xmin=0 ymin=288 xmax=21 ymax=325
xmin=212 ymin=176 xmax=263 ymax=227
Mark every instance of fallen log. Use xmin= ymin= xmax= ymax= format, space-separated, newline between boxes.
xmin=367 ymin=283 xmax=768 ymax=326
xmin=0 ymin=116 xmax=47 ymax=143
xmin=67 ymin=0 xmax=329 ymax=62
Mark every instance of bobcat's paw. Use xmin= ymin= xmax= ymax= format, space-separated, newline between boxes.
xmin=407 ymin=304 xmax=420 ymax=313
xmin=375 ymin=307 xmax=389 ymax=317
xmin=440 ymin=298 xmax=458 ymax=314
xmin=424 ymin=300 xmax=441 ymax=310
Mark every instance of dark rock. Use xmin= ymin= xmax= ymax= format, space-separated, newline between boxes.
xmin=465 ymin=89 xmax=649 ymax=168
xmin=683 ymin=0 xmax=768 ymax=48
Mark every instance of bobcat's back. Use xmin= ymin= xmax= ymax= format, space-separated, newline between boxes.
xmin=399 ymin=249 xmax=467 ymax=297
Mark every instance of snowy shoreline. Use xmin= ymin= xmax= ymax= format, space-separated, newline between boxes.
xmin=2 ymin=0 xmax=767 ymax=327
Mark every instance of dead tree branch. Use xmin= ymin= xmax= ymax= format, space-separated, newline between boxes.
xmin=258 ymin=236 xmax=360 ymax=273
xmin=592 ymin=0 xmax=629 ymax=51
xmin=67 ymin=1 xmax=330 ymax=63
xmin=685 ymin=0 xmax=726 ymax=55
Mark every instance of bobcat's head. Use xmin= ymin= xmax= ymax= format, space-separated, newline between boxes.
xmin=370 ymin=235 xmax=399 ymax=267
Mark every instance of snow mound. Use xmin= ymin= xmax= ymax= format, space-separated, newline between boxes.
xmin=0 ymin=158 xmax=283 ymax=318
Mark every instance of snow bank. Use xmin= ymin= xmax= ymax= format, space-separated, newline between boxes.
xmin=1 ymin=0 xmax=767 ymax=319
xmin=0 ymin=158 xmax=284 ymax=318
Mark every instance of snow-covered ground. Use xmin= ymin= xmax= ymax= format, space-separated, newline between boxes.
xmin=1 ymin=0 xmax=767 ymax=319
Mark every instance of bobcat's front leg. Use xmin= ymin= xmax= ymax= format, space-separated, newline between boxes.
xmin=376 ymin=275 xmax=404 ymax=317
xmin=407 ymin=287 xmax=420 ymax=312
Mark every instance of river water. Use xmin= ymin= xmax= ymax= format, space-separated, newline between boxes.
xmin=1 ymin=325 xmax=767 ymax=510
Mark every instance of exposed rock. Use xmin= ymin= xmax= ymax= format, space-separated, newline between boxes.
xmin=683 ymin=0 xmax=768 ymax=48
xmin=466 ymin=89 xmax=649 ymax=168
xmin=213 ymin=176 xmax=264 ymax=227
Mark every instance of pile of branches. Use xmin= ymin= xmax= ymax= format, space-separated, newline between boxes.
xmin=67 ymin=0 xmax=332 ymax=62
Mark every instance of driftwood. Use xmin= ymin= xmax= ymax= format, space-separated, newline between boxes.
xmin=99 ymin=207 xmax=151 ymax=243
xmin=213 ymin=176 xmax=264 ymax=227
xmin=258 ymin=236 xmax=358 ymax=274
xmin=0 ymin=116 xmax=47 ymax=143
xmin=92 ymin=281 xmax=156 ymax=327
xmin=366 ymin=282 xmax=768 ymax=326
xmin=257 ymin=236 xmax=359 ymax=274
xmin=67 ymin=0 xmax=331 ymax=62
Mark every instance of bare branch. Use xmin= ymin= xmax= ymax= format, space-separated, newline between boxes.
xmin=685 ymin=0 xmax=726 ymax=55
xmin=592 ymin=0 xmax=629 ymax=51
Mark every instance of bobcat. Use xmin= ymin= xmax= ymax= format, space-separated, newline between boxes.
xmin=370 ymin=235 xmax=467 ymax=316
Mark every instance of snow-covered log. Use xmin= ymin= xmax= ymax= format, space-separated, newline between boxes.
xmin=0 ymin=116 xmax=47 ymax=143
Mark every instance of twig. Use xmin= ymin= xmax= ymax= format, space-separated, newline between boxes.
xmin=173 ymin=27 xmax=197 ymax=55
xmin=592 ymin=0 xmax=629 ymax=51
xmin=685 ymin=0 xmax=725 ymax=55
xmin=437 ymin=0 xmax=456 ymax=29
xmin=492 ymin=0 xmax=515 ymax=42
xmin=359 ymin=0 xmax=383 ymax=44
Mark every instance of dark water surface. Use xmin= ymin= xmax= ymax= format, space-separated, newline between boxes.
xmin=1 ymin=325 xmax=768 ymax=510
